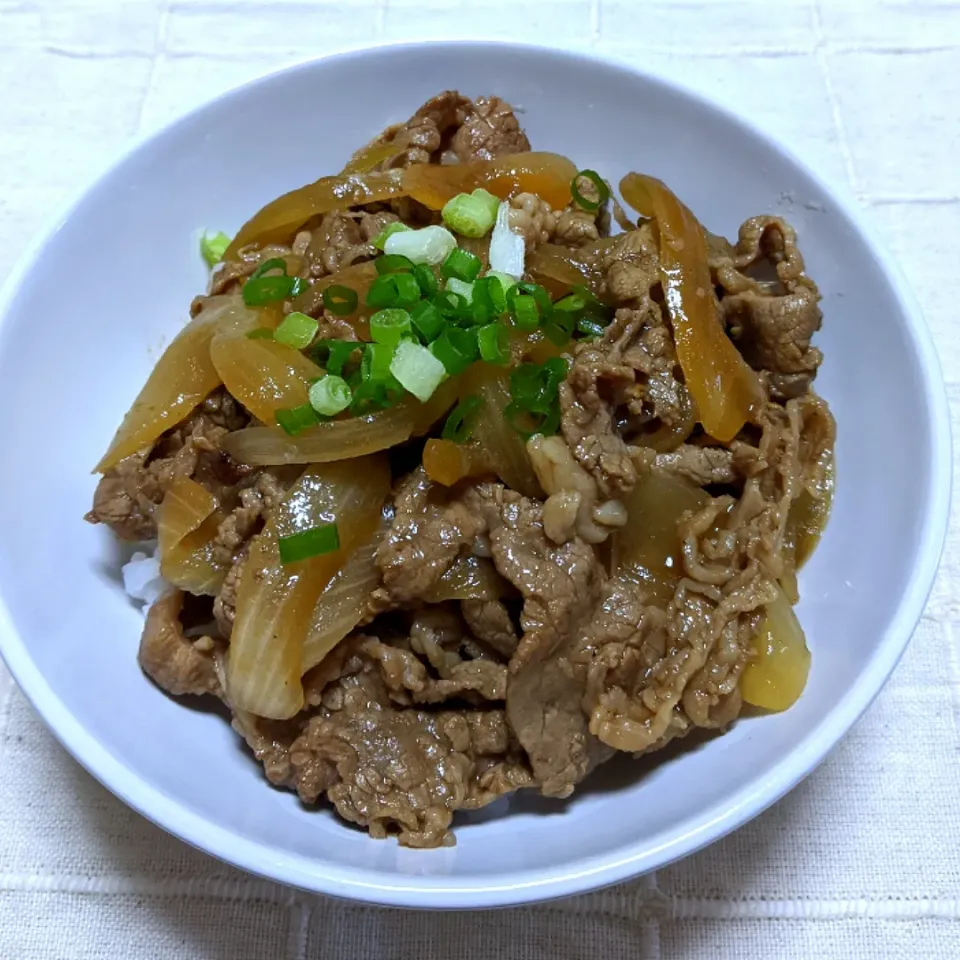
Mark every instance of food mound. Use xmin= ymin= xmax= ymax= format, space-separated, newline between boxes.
xmin=87 ymin=91 xmax=834 ymax=848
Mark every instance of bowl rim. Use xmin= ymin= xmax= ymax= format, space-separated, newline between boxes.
xmin=0 ymin=39 xmax=951 ymax=909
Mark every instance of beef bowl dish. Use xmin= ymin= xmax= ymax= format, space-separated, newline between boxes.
xmin=87 ymin=90 xmax=835 ymax=849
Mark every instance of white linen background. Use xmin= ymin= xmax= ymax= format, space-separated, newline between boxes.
xmin=1 ymin=1 xmax=958 ymax=957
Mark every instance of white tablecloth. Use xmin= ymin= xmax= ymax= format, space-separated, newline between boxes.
xmin=1 ymin=2 xmax=958 ymax=957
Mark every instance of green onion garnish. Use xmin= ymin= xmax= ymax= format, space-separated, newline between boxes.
xmin=571 ymin=169 xmax=610 ymax=212
xmin=322 ymin=284 xmax=358 ymax=316
xmin=313 ymin=339 xmax=359 ymax=376
xmin=441 ymin=247 xmax=483 ymax=282
xmin=441 ymin=189 xmax=500 ymax=238
xmin=243 ymin=275 xmax=299 ymax=306
xmin=367 ymin=272 xmax=421 ymax=310
xmin=248 ymin=257 xmax=288 ymax=282
xmin=433 ymin=290 xmax=470 ymax=321
xmin=373 ymin=222 xmax=411 ymax=251
xmin=275 ymin=403 xmax=321 ymax=436
xmin=477 ymin=322 xmax=509 ymax=365
xmin=349 ymin=379 xmax=393 ymax=415
xmin=442 ymin=395 xmax=483 ymax=443
xmin=504 ymin=401 xmax=561 ymax=440
xmin=308 ymin=374 xmax=352 ymax=416
xmin=576 ymin=318 xmax=606 ymax=339
xmin=369 ymin=308 xmax=412 ymax=347
xmin=509 ymin=357 xmax=569 ymax=413
xmin=409 ymin=301 xmax=444 ymax=343
xmin=389 ymin=340 xmax=447 ymax=402
xmin=200 ymin=231 xmax=231 ymax=267
xmin=383 ymin=225 xmax=457 ymax=266
xmin=246 ymin=327 xmax=275 ymax=340
xmin=273 ymin=311 xmax=318 ymax=350
xmin=376 ymin=253 xmax=415 ymax=275
xmin=446 ymin=277 xmax=475 ymax=306
xmin=430 ymin=325 xmax=479 ymax=375
xmin=510 ymin=294 xmax=539 ymax=331
xmin=411 ymin=263 xmax=438 ymax=298
xmin=278 ymin=522 xmax=340 ymax=564
xmin=514 ymin=282 xmax=552 ymax=315
xmin=542 ymin=321 xmax=572 ymax=346
xmin=363 ymin=341 xmax=396 ymax=382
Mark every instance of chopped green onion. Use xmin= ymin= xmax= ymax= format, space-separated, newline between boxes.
xmin=243 ymin=275 xmax=300 ymax=306
xmin=442 ymin=395 xmax=483 ymax=443
xmin=390 ymin=339 xmax=447 ymax=402
xmin=246 ymin=327 xmax=275 ymax=340
xmin=369 ymin=308 xmax=412 ymax=347
xmin=554 ymin=293 xmax=588 ymax=315
xmin=313 ymin=339 xmax=359 ymax=376
xmin=432 ymin=290 xmax=470 ymax=321
xmin=477 ymin=322 xmax=509 ymax=365
xmin=410 ymin=301 xmax=445 ymax=342
xmin=504 ymin=401 xmax=561 ymax=440
xmin=249 ymin=257 xmax=288 ymax=282
xmin=442 ymin=191 xmax=499 ymax=238
xmin=411 ymin=263 xmax=438 ymax=298
xmin=384 ymin=225 xmax=457 ymax=265
xmin=510 ymin=294 xmax=539 ymax=331
xmin=571 ymin=169 xmax=610 ymax=212
xmin=322 ymin=284 xmax=358 ymax=316
xmin=376 ymin=253 xmax=415 ymax=275
xmin=278 ymin=523 xmax=340 ymax=564
xmin=485 ymin=271 xmax=518 ymax=296
xmin=373 ymin=222 xmax=411 ymax=251
xmin=308 ymin=374 xmax=352 ymax=416
xmin=363 ymin=341 xmax=396 ymax=382
xmin=441 ymin=247 xmax=483 ymax=282
xmin=515 ymin=282 xmax=552 ymax=316
xmin=349 ymin=379 xmax=395 ymax=415
xmin=542 ymin=321 xmax=572 ymax=346
xmin=200 ymin=231 xmax=231 ymax=267
xmin=430 ymin=326 xmax=479 ymax=375
xmin=275 ymin=403 xmax=321 ymax=436
xmin=472 ymin=276 xmax=508 ymax=324
xmin=366 ymin=272 xmax=421 ymax=309
xmin=576 ymin=318 xmax=606 ymax=339
xmin=446 ymin=277 xmax=475 ymax=304
xmin=509 ymin=358 xmax=568 ymax=414
xmin=273 ymin=311 xmax=318 ymax=349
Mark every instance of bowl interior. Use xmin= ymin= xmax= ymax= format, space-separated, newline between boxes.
xmin=0 ymin=43 xmax=947 ymax=907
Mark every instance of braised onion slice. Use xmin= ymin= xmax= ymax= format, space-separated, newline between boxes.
xmin=95 ymin=297 xmax=258 ymax=473
xmin=227 ymin=455 xmax=390 ymax=719
xmin=620 ymin=173 xmax=763 ymax=442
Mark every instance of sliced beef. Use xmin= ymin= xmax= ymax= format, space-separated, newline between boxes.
xmin=653 ymin=445 xmax=738 ymax=487
xmin=560 ymin=303 xmax=691 ymax=500
xmin=464 ymin=483 xmax=613 ymax=798
xmin=139 ymin=590 xmax=223 ymax=698
xmin=450 ymin=95 xmax=531 ymax=162
xmin=461 ymin=599 xmax=519 ymax=658
xmin=376 ymin=468 xmax=484 ymax=603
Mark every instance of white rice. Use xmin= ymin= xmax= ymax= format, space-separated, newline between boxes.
xmin=121 ymin=542 xmax=170 ymax=612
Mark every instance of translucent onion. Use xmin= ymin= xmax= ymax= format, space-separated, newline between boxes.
xmin=227 ymin=456 xmax=390 ymax=719
xmin=527 ymin=241 xmax=612 ymax=299
xmin=422 ymin=439 xmax=493 ymax=487
xmin=221 ymin=379 xmax=458 ymax=466
xmin=340 ymin=140 xmax=404 ymax=175
xmin=160 ymin=513 xmax=231 ymax=596
xmin=224 ymin=169 xmax=407 ymax=256
xmin=402 ymin=152 xmax=578 ymax=211
xmin=620 ymin=173 xmax=763 ymax=442
xmin=157 ymin=476 xmax=216 ymax=558
xmin=740 ymin=585 xmax=811 ymax=712
xmin=95 ymin=296 xmax=258 ymax=472
xmin=301 ymin=527 xmax=384 ymax=672
xmin=460 ymin=363 xmax=543 ymax=499
xmin=209 ymin=332 xmax=325 ymax=424
xmin=613 ymin=470 xmax=709 ymax=602
xmin=423 ymin=554 xmax=502 ymax=603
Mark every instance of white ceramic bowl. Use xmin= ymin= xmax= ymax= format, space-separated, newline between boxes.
xmin=0 ymin=42 xmax=950 ymax=909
